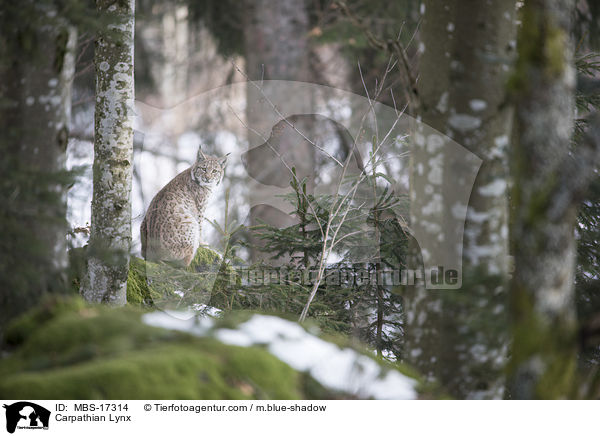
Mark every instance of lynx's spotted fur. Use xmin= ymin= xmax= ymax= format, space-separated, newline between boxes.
xmin=140 ymin=146 xmax=229 ymax=266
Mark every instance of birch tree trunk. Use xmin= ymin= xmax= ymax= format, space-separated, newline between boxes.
xmin=0 ymin=2 xmax=77 ymax=329
xmin=404 ymin=0 xmax=517 ymax=399
xmin=507 ymin=0 xmax=581 ymax=399
xmin=82 ymin=0 xmax=135 ymax=304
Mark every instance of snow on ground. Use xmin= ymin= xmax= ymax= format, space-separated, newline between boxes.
xmin=142 ymin=311 xmax=418 ymax=400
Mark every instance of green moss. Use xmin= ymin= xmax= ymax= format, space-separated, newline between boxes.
xmin=68 ymin=246 xmax=87 ymax=293
xmin=126 ymin=247 xmax=239 ymax=310
xmin=545 ymin=27 xmax=568 ymax=76
xmin=4 ymin=296 xmax=87 ymax=347
xmin=69 ymin=245 xmax=240 ymax=312
xmin=508 ymin=4 xmax=568 ymax=94
xmin=126 ymin=256 xmax=162 ymax=306
xmin=188 ymin=246 xmax=221 ymax=270
xmin=508 ymin=283 xmax=577 ymax=399
xmin=0 ymin=299 xmax=324 ymax=400
xmin=0 ymin=342 xmax=303 ymax=400
xmin=11 ymin=307 xmax=176 ymax=372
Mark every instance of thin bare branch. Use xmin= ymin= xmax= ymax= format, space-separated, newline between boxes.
xmin=230 ymin=60 xmax=344 ymax=166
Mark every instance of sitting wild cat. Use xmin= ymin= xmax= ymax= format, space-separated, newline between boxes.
xmin=140 ymin=146 xmax=229 ymax=266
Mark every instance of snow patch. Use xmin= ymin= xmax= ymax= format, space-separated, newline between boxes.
xmin=422 ymin=194 xmax=442 ymax=216
xmin=436 ymin=92 xmax=448 ymax=113
xmin=451 ymin=202 xmax=467 ymax=219
xmin=469 ymin=99 xmax=487 ymax=112
xmin=143 ymin=310 xmax=214 ymax=332
xmin=478 ymin=179 xmax=506 ymax=197
xmin=427 ymin=154 xmax=443 ymax=185
xmin=466 ymin=207 xmax=490 ymax=224
xmin=414 ymin=132 xmax=425 ymax=147
xmin=143 ymin=312 xmax=418 ymax=400
xmin=494 ymin=135 xmax=509 ymax=148
xmin=420 ymin=220 xmax=441 ymax=235
xmin=448 ymin=114 xmax=481 ymax=132
xmin=427 ymin=134 xmax=444 ymax=153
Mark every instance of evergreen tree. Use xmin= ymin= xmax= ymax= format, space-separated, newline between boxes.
xmin=247 ymin=168 xmax=408 ymax=360
xmin=0 ymin=0 xmax=79 ymax=332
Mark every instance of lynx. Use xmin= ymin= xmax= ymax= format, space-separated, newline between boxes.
xmin=140 ymin=146 xmax=229 ymax=266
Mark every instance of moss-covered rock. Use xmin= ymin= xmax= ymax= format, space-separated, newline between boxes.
xmin=69 ymin=246 xmax=238 ymax=310
xmin=126 ymin=256 xmax=163 ymax=306
xmin=143 ymin=310 xmax=423 ymax=399
xmin=125 ymin=247 xmax=239 ymax=310
xmin=0 ymin=296 xmax=431 ymax=399
xmin=0 ymin=298 xmax=326 ymax=399
xmin=188 ymin=246 xmax=221 ymax=271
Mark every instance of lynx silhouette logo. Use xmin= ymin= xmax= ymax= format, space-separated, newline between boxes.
xmin=3 ymin=402 xmax=50 ymax=434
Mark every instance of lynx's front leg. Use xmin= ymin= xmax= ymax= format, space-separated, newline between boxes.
xmin=171 ymin=215 xmax=201 ymax=266
xmin=181 ymin=246 xmax=197 ymax=266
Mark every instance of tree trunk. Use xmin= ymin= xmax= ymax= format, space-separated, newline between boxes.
xmin=243 ymin=0 xmax=316 ymax=262
xmin=507 ymin=0 xmax=580 ymax=399
xmin=0 ymin=2 xmax=77 ymax=330
xmin=404 ymin=0 xmax=517 ymax=398
xmin=82 ymin=0 xmax=135 ymax=304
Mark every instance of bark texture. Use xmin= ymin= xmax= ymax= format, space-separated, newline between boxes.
xmin=82 ymin=0 xmax=135 ymax=304
xmin=0 ymin=2 xmax=77 ymax=329
xmin=243 ymin=0 xmax=316 ymax=262
xmin=508 ymin=0 xmax=580 ymax=399
xmin=404 ymin=0 xmax=517 ymax=398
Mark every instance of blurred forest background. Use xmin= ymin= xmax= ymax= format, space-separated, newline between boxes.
xmin=2 ymin=0 xmax=600 ymax=400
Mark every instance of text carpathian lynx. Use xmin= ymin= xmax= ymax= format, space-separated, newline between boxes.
xmin=140 ymin=146 xmax=229 ymax=266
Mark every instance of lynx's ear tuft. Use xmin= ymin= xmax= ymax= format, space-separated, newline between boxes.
xmin=196 ymin=145 xmax=207 ymax=161
xmin=220 ymin=153 xmax=231 ymax=165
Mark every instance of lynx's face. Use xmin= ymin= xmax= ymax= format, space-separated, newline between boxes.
xmin=191 ymin=147 xmax=229 ymax=186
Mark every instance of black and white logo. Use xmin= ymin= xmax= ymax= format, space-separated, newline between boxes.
xmin=3 ymin=402 xmax=50 ymax=434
